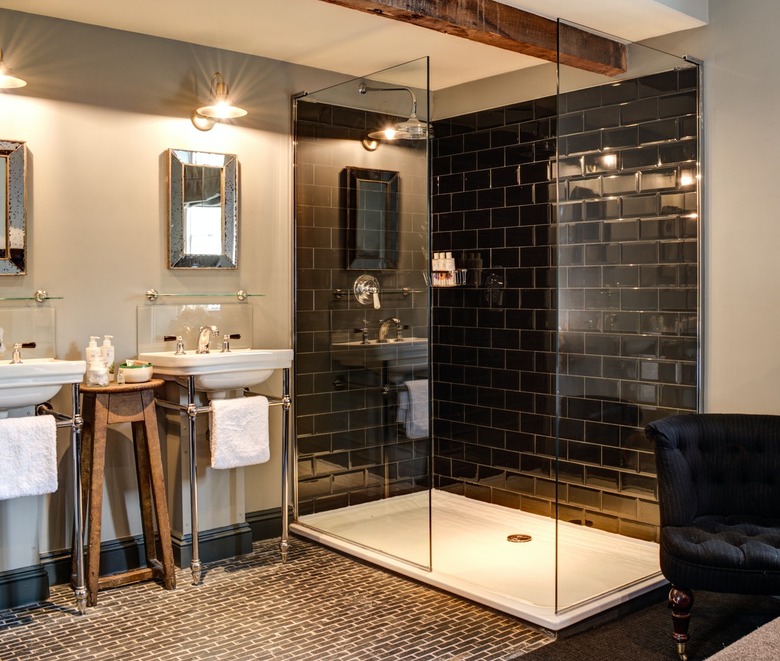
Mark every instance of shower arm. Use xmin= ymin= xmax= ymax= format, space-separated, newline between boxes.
xmin=358 ymin=82 xmax=418 ymax=117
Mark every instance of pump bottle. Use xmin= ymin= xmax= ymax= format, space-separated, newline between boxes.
xmin=101 ymin=335 xmax=115 ymax=381
xmin=85 ymin=336 xmax=100 ymax=364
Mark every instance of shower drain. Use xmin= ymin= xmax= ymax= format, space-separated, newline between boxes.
xmin=506 ymin=533 xmax=533 ymax=543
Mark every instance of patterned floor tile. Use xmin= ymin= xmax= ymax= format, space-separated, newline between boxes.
xmin=0 ymin=538 xmax=552 ymax=660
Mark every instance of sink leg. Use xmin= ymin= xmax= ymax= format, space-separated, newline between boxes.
xmin=280 ymin=368 xmax=291 ymax=563
xmin=186 ymin=378 xmax=201 ymax=585
xmin=70 ymin=384 xmax=88 ymax=614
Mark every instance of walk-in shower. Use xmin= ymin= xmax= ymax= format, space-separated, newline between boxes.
xmin=292 ymin=23 xmax=701 ymax=630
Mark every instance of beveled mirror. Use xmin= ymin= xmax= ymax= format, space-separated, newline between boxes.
xmin=0 ymin=140 xmax=26 ymax=276
xmin=344 ymin=166 xmax=399 ymax=270
xmin=168 ymin=149 xmax=238 ymax=269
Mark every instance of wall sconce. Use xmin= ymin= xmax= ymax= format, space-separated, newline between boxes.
xmin=191 ymin=72 xmax=247 ymax=131
xmin=0 ymin=49 xmax=26 ymax=89
xmin=358 ymin=81 xmax=429 ymax=141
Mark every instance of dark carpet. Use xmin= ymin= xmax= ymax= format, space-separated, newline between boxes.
xmin=523 ymin=591 xmax=780 ymax=661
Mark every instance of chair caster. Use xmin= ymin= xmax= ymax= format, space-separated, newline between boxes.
xmin=677 ymin=642 xmax=688 ymax=661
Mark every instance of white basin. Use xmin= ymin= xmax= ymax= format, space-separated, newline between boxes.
xmin=332 ymin=337 xmax=428 ymax=370
xmin=137 ymin=348 xmax=293 ymax=392
xmin=0 ymin=358 xmax=87 ymax=412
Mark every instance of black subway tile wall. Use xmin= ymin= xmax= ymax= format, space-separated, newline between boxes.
xmin=431 ymin=68 xmax=698 ymax=542
xmin=295 ymin=100 xmax=431 ymax=515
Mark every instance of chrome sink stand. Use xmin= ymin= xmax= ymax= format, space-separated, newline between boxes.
xmin=156 ymin=368 xmax=292 ymax=585
xmin=37 ymin=385 xmax=86 ymax=613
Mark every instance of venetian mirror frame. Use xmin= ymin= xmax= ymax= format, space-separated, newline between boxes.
xmin=0 ymin=140 xmax=27 ymax=276
xmin=168 ymin=148 xmax=238 ymax=269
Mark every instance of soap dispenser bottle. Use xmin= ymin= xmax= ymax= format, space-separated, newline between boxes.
xmin=101 ymin=335 xmax=115 ymax=381
xmin=85 ymin=336 xmax=100 ymax=364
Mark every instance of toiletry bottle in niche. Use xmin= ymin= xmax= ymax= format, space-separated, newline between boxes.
xmin=431 ymin=252 xmax=442 ymax=287
xmin=101 ymin=335 xmax=115 ymax=381
xmin=445 ymin=252 xmax=456 ymax=286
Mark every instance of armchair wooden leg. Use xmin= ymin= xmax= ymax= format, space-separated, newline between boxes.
xmin=669 ymin=586 xmax=694 ymax=661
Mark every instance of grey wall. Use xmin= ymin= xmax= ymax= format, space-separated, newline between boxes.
xmin=0 ymin=8 xmax=347 ymax=576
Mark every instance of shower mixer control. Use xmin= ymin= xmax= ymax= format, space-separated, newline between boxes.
xmin=353 ymin=274 xmax=381 ymax=310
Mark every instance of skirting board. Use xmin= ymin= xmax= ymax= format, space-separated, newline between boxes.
xmin=0 ymin=565 xmax=50 ymax=610
xmin=32 ymin=507 xmax=283 ymax=610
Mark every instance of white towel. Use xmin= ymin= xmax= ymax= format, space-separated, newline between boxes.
xmin=0 ymin=415 xmax=58 ymax=500
xmin=400 ymin=379 xmax=429 ymax=439
xmin=209 ymin=396 xmax=270 ymax=469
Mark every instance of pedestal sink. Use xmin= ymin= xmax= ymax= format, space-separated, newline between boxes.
xmin=0 ymin=358 xmax=87 ymax=414
xmin=332 ymin=337 xmax=428 ymax=375
xmin=136 ymin=346 xmax=294 ymax=586
xmin=137 ymin=348 xmax=294 ymax=392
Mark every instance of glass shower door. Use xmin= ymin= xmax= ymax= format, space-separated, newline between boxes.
xmin=293 ymin=58 xmax=432 ymax=569
xmin=555 ymin=20 xmax=701 ymax=613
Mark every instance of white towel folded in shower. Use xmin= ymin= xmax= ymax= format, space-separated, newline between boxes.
xmin=209 ymin=396 xmax=270 ymax=469
xmin=399 ymin=379 xmax=429 ymax=440
xmin=0 ymin=415 xmax=58 ymax=500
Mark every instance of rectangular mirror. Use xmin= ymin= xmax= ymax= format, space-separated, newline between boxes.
xmin=168 ymin=149 xmax=238 ymax=269
xmin=344 ymin=166 xmax=399 ymax=270
xmin=0 ymin=140 xmax=26 ymax=276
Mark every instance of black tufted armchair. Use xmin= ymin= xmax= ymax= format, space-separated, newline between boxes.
xmin=645 ymin=414 xmax=780 ymax=660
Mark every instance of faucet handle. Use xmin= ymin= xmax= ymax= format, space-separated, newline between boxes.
xmin=352 ymin=320 xmax=370 ymax=344
xmin=11 ymin=342 xmax=23 ymax=364
xmin=220 ymin=333 xmax=240 ymax=352
xmin=164 ymin=335 xmax=186 ymax=354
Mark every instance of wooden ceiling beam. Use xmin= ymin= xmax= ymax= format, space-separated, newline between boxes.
xmin=319 ymin=0 xmax=627 ymax=76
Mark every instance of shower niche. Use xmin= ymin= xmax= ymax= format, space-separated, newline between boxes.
xmin=292 ymin=35 xmax=701 ymax=631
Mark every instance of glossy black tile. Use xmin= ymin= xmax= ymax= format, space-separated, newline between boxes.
xmin=565 ymin=131 xmax=603 ymax=155
xmin=585 ymin=105 xmax=621 ymax=130
xmin=659 ymin=91 xmax=697 ymax=119
xmin=639 ymin=118 xmax=678 ymax=144
xmin=464 ymin=130 xmax=491 ymax=152
xmin=621 ymin=98 xmax=658 ymax=125
xmin=426 ymin=69 xmax=698 ymax=538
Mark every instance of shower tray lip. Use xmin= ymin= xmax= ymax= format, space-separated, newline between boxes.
xmin=293 ymin=490 xmax=665 ymax=631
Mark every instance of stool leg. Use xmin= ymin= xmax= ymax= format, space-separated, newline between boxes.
xmin=131 ymin=420 xmax=158 ymax=569
xmin=86 ymin=396 xmax=109 ymax=607
xmin=141 ymin=390 xmax=176 ymax=590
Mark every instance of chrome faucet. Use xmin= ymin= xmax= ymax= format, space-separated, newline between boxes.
xmin=377 ymin=317 xmax=403 ymax=343
xmin=197 ymin=326 xmax=220 ymax=354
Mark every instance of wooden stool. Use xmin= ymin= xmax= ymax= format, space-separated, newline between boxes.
xmin=76 ymin=379 xmax=175 ymax=606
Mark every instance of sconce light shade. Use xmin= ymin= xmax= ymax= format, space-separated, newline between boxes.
xmin=0 ymin=49 xmax=26 ymax=89
xmin=192 ymin=72 xmax=246 ymax=131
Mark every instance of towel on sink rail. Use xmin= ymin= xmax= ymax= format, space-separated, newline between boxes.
xmin=0 ymin=415 xmax=58 ymax=500
xmin=209 ymin=396 xmax=270 ymax=469
xmin=396 ymin=379 xmax=429 ymax=440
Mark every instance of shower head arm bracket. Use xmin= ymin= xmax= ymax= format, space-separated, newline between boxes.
xmin=358 ymin=82 xmax=418 ymax=117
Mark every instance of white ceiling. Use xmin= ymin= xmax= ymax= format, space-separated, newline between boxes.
xmin=0 ymin=0 xmax=707 ymax=90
